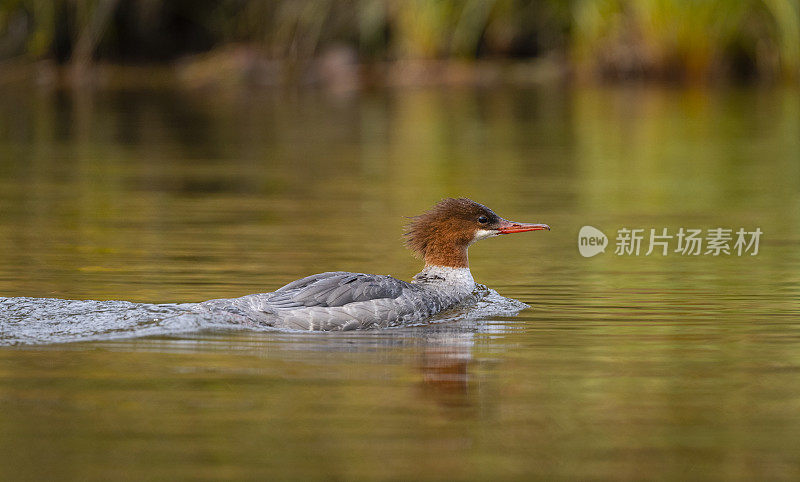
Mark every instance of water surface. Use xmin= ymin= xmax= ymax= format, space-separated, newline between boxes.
xmin=0 ymin=85 xmax=799 ymax=479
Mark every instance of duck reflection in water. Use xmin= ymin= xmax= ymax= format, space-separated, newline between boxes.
xmin=417 ymin=331 xmax=475 ymax=409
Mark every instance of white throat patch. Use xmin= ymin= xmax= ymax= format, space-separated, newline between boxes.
xmin=470 ymin=229 xmax=499 ymax=245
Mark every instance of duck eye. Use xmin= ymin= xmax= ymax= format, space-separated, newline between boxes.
xmin=478 ymin=216 xmax=489 ymax=224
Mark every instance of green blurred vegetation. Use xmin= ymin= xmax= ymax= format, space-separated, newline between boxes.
xmin=0 ymin=0 xmax=798 ymax=83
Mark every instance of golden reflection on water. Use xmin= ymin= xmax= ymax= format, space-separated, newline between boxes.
xmin=0 ymin=85 xmax=799 ymax=479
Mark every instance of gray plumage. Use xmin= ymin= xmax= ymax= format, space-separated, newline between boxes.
xmin=200 ymin=267 xmax=477 ymax=331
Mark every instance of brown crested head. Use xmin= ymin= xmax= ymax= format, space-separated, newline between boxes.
xmin=405 ymin=198 xmax=498 ymax=267
xmin=404 ymin=198 xmax=549 ymax=268
xmin=405 ymin=198 xmax=550 ymax=268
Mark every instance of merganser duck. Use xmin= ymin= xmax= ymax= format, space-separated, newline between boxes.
xmin=202 ymin=198 xmax=549 ymax=331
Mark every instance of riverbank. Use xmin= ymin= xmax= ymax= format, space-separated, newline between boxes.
xmin=1 ymin=52 xmax=569 ymax=93
xmin=6 ymin=47 xmax=797 ymax=94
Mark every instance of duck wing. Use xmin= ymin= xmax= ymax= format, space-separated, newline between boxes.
xmin=266 ymin=271 xmax=413 ymax=309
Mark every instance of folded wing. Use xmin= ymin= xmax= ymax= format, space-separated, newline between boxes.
xmin=266 ymin=271 xmax=412 ymax=309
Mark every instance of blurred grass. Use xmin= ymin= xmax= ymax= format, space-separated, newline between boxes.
xmin=0 ymin=0 xmax=798 ymax=83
